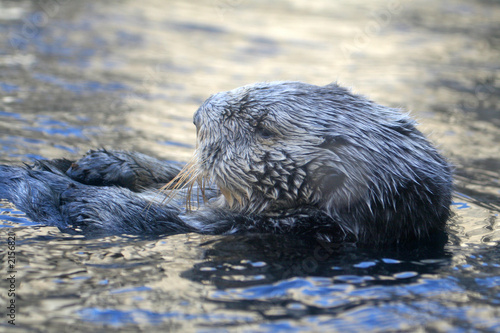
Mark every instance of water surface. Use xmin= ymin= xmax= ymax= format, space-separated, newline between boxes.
xmin=0 ymin=0 xmax=499 ymax=331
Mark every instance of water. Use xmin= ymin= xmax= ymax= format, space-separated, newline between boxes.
xmin=0 ymin=0 xmax=499 ymax=331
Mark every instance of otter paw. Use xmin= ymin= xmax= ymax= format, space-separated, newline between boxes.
xmin=59 ymin=184 xmax=184 ymax=235
xmin=65 ymin=149 xmax=138 ymax=189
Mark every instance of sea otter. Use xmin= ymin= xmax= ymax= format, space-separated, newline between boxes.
xmin=0 ymin=82 xmax=453 ymax=244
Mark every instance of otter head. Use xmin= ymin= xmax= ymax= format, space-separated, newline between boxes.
xmin=190 ymin=81 xmax=374 ymax=214
xmin=168 ymin=81 xmax=451 ymax=242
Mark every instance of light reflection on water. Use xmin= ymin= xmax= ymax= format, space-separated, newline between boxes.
xmin=0 ymin=0 xmax=499 ymax=331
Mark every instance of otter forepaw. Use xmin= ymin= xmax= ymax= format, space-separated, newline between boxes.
xmin=65 ymin=149 xmax=139 ymax=190
xmin=66 ymin=149 xmax=183 ymax=192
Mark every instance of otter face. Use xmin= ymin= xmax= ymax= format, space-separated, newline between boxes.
xmin=192 ymin=82 xmax=340 ymax=214
xmin=189 ymin=80 xmax=451 ymax=241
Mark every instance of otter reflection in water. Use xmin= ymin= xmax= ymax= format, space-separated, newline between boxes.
xmin=0 ymin=82 xmax=452 ymax=244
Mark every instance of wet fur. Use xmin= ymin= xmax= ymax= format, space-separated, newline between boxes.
xmin=0 ymin=82 xmax=453 ymax=244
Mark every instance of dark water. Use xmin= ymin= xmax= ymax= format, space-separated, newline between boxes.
xmin=1 ymin=0 xmax=499 ymax=331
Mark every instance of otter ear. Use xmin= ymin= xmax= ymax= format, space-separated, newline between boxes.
xmin=317 ymin=168 xmax=346 ymax=194
xmin=312 ymin=135 xmax=350 ymax=198
xmin=314 ymin=135 xmax=350 ymax=195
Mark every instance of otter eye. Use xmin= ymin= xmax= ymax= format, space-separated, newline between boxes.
xmin=257 ymin=126 xmax=275 ymax=139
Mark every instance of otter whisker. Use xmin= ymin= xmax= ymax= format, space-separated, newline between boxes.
xmin=142 ymin=156 xmax=197 ymax=214
xmin=149 ymin=153 xmax=212 ymax=212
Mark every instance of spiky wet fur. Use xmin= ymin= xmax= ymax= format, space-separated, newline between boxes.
xmin=0 ymin=82 xmax=453 ymax=244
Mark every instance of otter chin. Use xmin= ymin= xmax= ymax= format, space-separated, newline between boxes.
xmin=0 ymin=81 xmax=453 ymax=245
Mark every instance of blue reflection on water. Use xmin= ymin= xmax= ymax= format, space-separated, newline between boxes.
xmin=213 ymin=278 xmax=315 ymax=301
xmin=53 ymin=144 xmax=79 ymax=153
xmin=353 ymin=261 xmax=377 ymax=268
xmin=475 ymin=276 xmax=500 ymax=288
xmin=23 ymin=124 xmax=85 ymax=137
xmin=78 ymin=308 xmax=254 ymax=327
xmin=0 ymin=135 xmax=80 ymax=160
xmin=32 ymin=73 xmax=128 ymax=94
xmin=0 ymin=82 xmax=19 ymax=93
xmin=10 ymin=153 xmax=46 ymax=160
xmin=210 ymin=275 xmax=464 ymax=310
xmin=452 ymin=201 xmax=471 ymax=209
xmin=0 ymin=205 xmax=40 ymax=227
xmin=0 ymin=111 xmax=23 ymax=119
xmin=0 ymin=215 xmax=38 ymax=227
xmin=21 ymin=137 xmax=44 ymax=144
xmin=110 ymin=286 xmax=152 ymax=294
xmin=20 ymin=115 xmax=100 ymax=138
xmin=159 ymin=140 xmax=194 ymax=148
